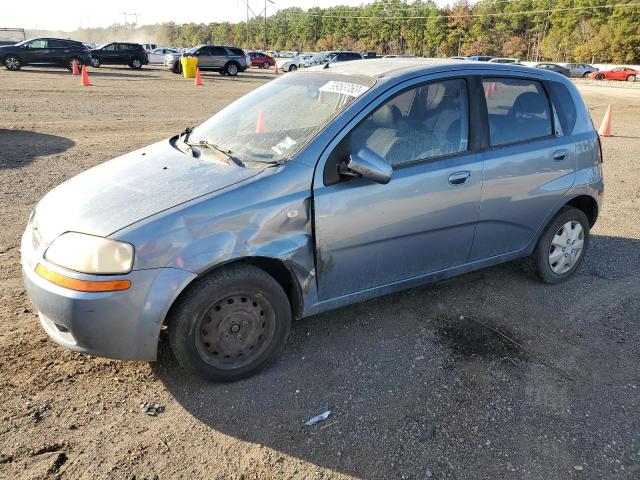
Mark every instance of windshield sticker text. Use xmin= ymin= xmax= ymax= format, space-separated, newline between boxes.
xmin=271 ymin=136 xmax=297 ymax=155
xmin=319 ymin=81 xmax=369 ymax=98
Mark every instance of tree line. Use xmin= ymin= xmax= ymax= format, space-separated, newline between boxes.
xmin=33 ymin=0 xmax=640 ymax=63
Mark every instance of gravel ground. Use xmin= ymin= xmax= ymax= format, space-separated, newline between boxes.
xmin=0 ymin=67 xmax=639 ymax=480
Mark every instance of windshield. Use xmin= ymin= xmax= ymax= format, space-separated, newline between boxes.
xmin=188 ymin=72 xmax=376 ymax=165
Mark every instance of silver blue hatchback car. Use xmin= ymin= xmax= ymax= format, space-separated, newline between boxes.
xmin=22 ymin=59 xmax=604 ymax=381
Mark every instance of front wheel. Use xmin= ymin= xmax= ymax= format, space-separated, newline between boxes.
xmin=530 ymin=206 xmax=590 ymax=284
xmin=3 ymin=55 xmax=21 ymax=71
xmin=289 ymin=64 xmax=297 ymax=72
xmin=627 ymin=75 xmax=636 ymax=82
xmin=168 ymin=264 xmax=292 ymax=382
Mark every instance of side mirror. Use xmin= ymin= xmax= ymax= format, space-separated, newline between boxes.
xmin=346 ymin=148 xmax=393 ymax=184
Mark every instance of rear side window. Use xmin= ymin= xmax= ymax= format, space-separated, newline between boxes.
xmin=228 ymin=48 xmax=244 ymax=56
xmin=211 ymin=46 xmax=226 ymax=56
xmin=545 ymin=81 xmax=577 ymax=135
xmin=483 ymin=78 xmax=552 ymax=146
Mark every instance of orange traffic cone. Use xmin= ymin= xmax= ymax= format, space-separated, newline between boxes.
xmin=256 ymin=111 xmax=266 ymax=133
xmin=81 ymin=65 xmax=91 ymax=86
xmin=195 ymin=67 xmax=203 ymax=86
xmin=598 ymin=104 xmax=612 ymax=137
xmin=72 ymin=59 xmax=80 ymax=75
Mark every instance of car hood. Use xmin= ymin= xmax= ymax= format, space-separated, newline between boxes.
xmin=33 ymin=139 xmax=263 ymax=243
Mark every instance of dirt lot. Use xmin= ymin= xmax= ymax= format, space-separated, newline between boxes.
xmin=1 ymin=66 xmax=639 ymax=480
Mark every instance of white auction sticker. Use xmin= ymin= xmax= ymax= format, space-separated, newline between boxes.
xmin=271 ymin=136 xmax=297 ymax=155
xmin=319 ymin=81 xmax=369 ymax=98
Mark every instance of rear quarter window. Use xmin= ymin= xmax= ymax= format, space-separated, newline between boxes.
xmin=483 ymin=78 xmax=552 ymax=146
xmin=229 ymin=48 xmax=244 ymax=56
xmin=545 ymin=81 xmax=577 ymax=135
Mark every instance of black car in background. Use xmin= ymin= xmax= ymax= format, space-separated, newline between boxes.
xmin=0 ymin=38 xmax=92 ymax=71
xmin=535 ymin=62 xmax=571 ymax=76
xmin=90 ymin=43 xmax=149 ymax=69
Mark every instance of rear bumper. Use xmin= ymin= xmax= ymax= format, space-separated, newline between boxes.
xmin=21 ymin=230 xmax=196 ymax=361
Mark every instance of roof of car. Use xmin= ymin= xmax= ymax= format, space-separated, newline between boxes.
xmin=305 ymin=58 xmax=547 ymax=80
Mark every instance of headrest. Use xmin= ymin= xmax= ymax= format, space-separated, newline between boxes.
xmin=370 ymin=104 xmax=400 ymax=127
xmin=511 ymin=92 xmax=548 ymax=116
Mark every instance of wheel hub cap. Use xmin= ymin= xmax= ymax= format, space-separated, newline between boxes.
xmin=196 ymin=294 xmax=275 ymax=369
xmin=548 ymin=220 xmax=584 ymax=274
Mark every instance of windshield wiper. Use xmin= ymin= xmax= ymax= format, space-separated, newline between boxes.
xmin=186 ymin=140 xmax=245 ymax=167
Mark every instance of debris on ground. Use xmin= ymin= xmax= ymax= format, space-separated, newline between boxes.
xmin=420 ymin=424 xmax=436 ymax=441
xmin=140 ymin=401 xmax=165 ymax=416
xmin=304 ymin=410 xmax=331 ymax=426
xmin=425 ymin=467 xmax=434 ymax=477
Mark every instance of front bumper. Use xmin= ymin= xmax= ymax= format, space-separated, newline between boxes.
xmin=21 ymin=228 xmax=196 ymax=361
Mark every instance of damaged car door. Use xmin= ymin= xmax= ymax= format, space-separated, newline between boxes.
xmin=313 ymin=77 xmax=484 ymax=301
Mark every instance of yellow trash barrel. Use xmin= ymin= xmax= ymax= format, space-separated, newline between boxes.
xmin=181 ymin=57 xmax=198 ymax=78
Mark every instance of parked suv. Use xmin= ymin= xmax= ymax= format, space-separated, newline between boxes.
xmin=563 ymin=63 xmax=598 ymax=78
xmin=169 ymin=45 xmax=249 ymax=76
xmin=90 ymin=42 xmax=149 ymax=69
xmin=1 ymin=37 xmax=92 ymax=71
xmin=22 ymin=60 xmax=603 ymax=382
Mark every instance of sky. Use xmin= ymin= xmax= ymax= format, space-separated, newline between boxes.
xmin=4 ymin=0 xmax=453 ymax=32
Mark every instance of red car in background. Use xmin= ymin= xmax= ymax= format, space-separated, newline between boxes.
xmin=247 ymin=51 xmax=275 ymax=69
xmin=589 ymin=67 xmax=638 ymax=82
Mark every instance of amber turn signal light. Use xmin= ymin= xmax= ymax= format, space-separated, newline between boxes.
xmin=35 ymin=264 xmax=131 ymax=292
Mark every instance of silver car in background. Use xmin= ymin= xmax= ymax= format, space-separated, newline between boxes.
xmin=22 ymin=59 xmax=603 ymax=382
xmin=563 ymin=63 xmax=599 ymax=78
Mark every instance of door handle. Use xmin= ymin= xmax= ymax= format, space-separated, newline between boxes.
xmin=552 ymin=149 xmax=569 ymax=161
xmin=448 ymin=171 xmax=470 ymax=185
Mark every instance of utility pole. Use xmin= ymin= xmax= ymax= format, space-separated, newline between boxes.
xmin=264 ymin=0 xmax=274 ymax=51
xmin=119 ymin=12 xmax=128 ymax=27
xmin=130 ymin=13 xmax=142 ymax=26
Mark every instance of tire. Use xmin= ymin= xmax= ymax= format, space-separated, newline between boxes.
xmin=530 ymin=206 xmax=590 ymax=284
xmin=262 ymin=61 xmax=271 ymax=69
xmin=130 ymin=57 xmax=143 ymax=69
xmin=582 ymin=71 xmax=590 ymax=78
xmin=289 ymin=64 xmax=297 ymax=72
xmin=167 ymin=264 xmax=292 ymax=382
xmin=595 ymin=73 xmax=605 ymax=81
xmin=627 ymin=75 xmax=636 ymax=82
xmin=3 ymin=55 xmax=21 ymax=71
xmin=66 ymin=57 xmax=82 ymax=71
xmin=225 ymin=62 xmax=239 ymax=76
xmin=91 ymin=57 xmax=101 ymax=68
xmin=218 ymin=70 xmax=226 ymax=75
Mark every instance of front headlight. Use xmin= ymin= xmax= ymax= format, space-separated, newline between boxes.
xmin=44 ymin=232 xmax=134 ymax=275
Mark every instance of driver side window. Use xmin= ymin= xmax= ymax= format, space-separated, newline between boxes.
xmin=346 ymin=79 xmax=469 ymax=168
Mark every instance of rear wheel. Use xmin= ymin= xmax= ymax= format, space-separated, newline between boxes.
xmin=530 ymin=207 xmax=590 ymax=284
xmin=262 ymin=61 xmax=270 ymax=69
xmin=595 ymin=73 xmax=605 ymax=80
xmin=168 ymin=264 xmax=291 ymax=382
xmin=3 ymin=55 xmax=21 ymax=71
xmin=66 ymin=57 xmax=82 ymax=71
xmin=130 ymin=57 xmax=143 ymax=69
xmin=582 ymin=71 xmax=590 ymax=78
xmin=627 ymin=75 xmax=636 ymax=82
xmin=91 ymin=57 xmax=101 ymax=68
xmin=225 ymin=62 xmax=239 ymax=76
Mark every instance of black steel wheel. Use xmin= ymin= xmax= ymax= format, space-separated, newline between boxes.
xmin=168 ymin=264 xmax=291 ymax=382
